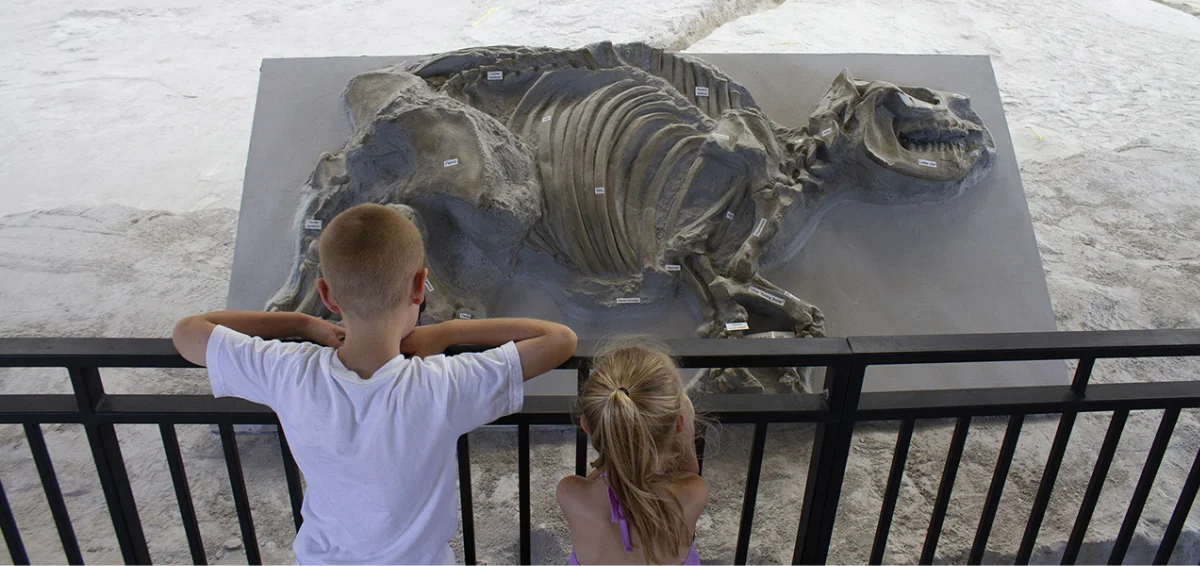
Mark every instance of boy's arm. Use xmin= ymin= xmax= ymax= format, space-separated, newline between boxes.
xmin=403 ymin=318 xmax=576 ymax=380
xmin=173 ymin=310 xmax=345 ymax=367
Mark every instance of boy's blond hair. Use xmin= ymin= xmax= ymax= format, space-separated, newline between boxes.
xmin=318 ymin=204 xmax=424 ymax=320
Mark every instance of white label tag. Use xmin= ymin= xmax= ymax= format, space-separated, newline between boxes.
xmin=594 ymin=187 xmax=605 ymax=195
xmin=542 ymin=115 xmax=552 ymax=123
xmin=712 ymin=132 xmax=729 ymax=141
xmin=444 ymin=158 xmax=459 ymax=167
xmin=458 ymin=312 xmax=473 ymax=320
xmin=750 ymin=286 xmax=786 ymax=306
xmin=918 ymin=159 xmax=938 ymax=168
xmin=952 ymin=93 xmax=967 ymax=99
xmin=752 ymin=218 xmax=767 ymax=237
xmin=725 ymin=211 xmax=735 ymax=220
xmin=821 ymin=127 xmax=833 ymax=137
xmin=725 ymin=321 xmax=749 ymax=331
xmin=487 ymin=70 xmax=503 ymax=81
xmin=695 ymin=86 xmax=709 ymax=97
xmin=304 ymin=219 xmax=322 ymax=230
xmin=616 ymin=297 xmax=641 ymax=304
xmin=424 ymin=280 xmax=434 ymax=292
xmin=970 ymin=149 xmax=982 ymax=156
xmin=664 ymin=264 xmax=682 ymax=272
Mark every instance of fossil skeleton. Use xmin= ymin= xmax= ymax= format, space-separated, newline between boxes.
xmin=266 ymin=42 xmax=996 ymax=392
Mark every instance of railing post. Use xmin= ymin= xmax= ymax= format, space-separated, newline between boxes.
xmin=518 ymin=423 xmax=532 ymax=565
xmin=457 ymin=434 xmax=476 ymax=565
xmin=792 ymin=363 xmax=867 ymax=565
xmin=575 ymin=360 xmax=591 ymax=477
xmin=68 ymin=366 xmax=151 ymax=564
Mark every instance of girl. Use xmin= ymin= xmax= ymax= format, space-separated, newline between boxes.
xmin=557 ymin=342 xmax=708 ymax=565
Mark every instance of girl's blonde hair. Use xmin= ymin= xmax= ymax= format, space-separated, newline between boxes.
xmin=580 ymin=340 xmax=690 ymax=565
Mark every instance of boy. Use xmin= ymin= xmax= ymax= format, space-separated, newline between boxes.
xmin=173 ymin=204 xmax=577 ymax=564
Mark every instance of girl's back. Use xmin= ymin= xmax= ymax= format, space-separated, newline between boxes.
xmin=557 ymin=340 xmax=709 ymax=565
xmin=559 ymin=471 xmax=707 ymax=565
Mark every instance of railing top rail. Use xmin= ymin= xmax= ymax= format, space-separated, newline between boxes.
xmin=848 ymin=328 xmax=1200 ymax=365
xmin=2 ymin=328 xmax=1199 ymax=369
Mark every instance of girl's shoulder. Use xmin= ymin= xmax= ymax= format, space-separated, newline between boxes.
xmin=665 ymin=473 xmax=709 ymax=518
xmin=556 ymin=474 xmax=597 ymax=505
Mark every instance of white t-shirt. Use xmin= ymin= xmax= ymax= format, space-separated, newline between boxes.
xmin=206 ymin=325 xmax=524 ymax=564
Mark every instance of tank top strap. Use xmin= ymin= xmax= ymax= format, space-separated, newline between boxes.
xmin=599 ymin=473 xmax=634 ymax=553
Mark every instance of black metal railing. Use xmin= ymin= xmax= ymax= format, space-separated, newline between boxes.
xmin=1 ymin=329 xmax=1200 ymax=564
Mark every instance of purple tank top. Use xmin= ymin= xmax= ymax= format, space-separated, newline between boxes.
xmin=567 ymin=475 xmax=701 ymax=565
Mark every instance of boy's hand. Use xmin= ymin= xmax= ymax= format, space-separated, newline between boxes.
xmin=302 ymin=317 xmax=346 ymax=348
xmin=401 ymin=324 xmax=450 ymax=358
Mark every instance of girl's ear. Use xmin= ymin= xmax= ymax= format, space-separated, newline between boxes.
xmin=579 ymin=415 xmax=591 ymax=435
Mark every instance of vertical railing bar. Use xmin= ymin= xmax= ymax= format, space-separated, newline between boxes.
xmin=792 ymin=362 xmax=867 ymax=565
xmin=696 ymin=434 xmax=707 ymax=477
xmin=920 ymin=416 xmax=972 ymax=564
xmin=1108 ymin=407 xmax=1180 ymax=565
xmin=457 ymin=434 xmax=477 ymax=566
xmin=276 ymin=426 xmax=304 ymax=531
xmin=869 ymin=418 xmax=915 ymax=565
xmin=23 ymin=423 xmax=83 ymax=565
xmin=734 ymin=421 xmax=769 ymax=565
xmin=518 ymin=422 xmax=531 ymax=565
xmin=217 ymin=424 xmax=261 ymax=565
xmin=575 ymin=361 xmax=590 ymax=478
xmin=575 ymin=429 xmax=588 ymax=478
xmin=968 ymin=413 xmax=1025 ymax=565
xmin=69 ymin=366 xmax=151 ymax=564
xmin=158 ymin=424 xmax=206 ymax=565
xmin=0 ymin=477 xmax=30 ymax=565
xmin=1062 ymin=409 xmax=1129 ymax=565
xmin=1015 ymin=411 xmax=1078 ymax=564
xmin=1071 ymin=357 xmax=1096 ymax=397
xmin=1152 ymin=442 xmax=1200 ymax=565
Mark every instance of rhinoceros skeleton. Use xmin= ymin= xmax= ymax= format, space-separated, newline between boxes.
xmin=267 ymin=42 xmax=996 ymax=392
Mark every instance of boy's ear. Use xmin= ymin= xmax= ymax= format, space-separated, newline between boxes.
xmin=316 ymin=278 xmax=340 ymax=314
xmin=411 ymin=268 xmax=428 ymax=305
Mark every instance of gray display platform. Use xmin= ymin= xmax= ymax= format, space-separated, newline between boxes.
xmin=231 ymin=53 xmax=1062 ymax=394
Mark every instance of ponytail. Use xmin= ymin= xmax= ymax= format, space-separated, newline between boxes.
xmin=580 ymin=341 xmax=690 ymax=564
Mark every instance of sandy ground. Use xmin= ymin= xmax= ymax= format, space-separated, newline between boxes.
xmin=2 ymin=0 xmax=1200 ymax=564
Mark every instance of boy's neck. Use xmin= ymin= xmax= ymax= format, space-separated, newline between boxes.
xmin=336 ymin=312 xmax=414 ymax=379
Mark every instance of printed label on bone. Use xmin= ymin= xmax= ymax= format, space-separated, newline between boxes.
xmin=918 ymin=159 xmax=938 ymax=168
xmin=594 ymin=187 xmax=605 ymax=195
xmin=725 ymin=211 xmax=735 ymax=220
xmin=616 ymin=297 xmax=641 ymax=304
xmin=725 ymin=322 xmax=750 ymax=331
xmin=695 ymin=86 xmax=709 ymax=97
xmin=487 ymin=71 xmax=503 ymax=81
xmin=820 ymin=127 xmax=833 ymax=137
xmin=542 ymin=115 xmax=552 ymax=123
xmin=712 ymin=133 xmax=729 ymax=141
xmin=752 ymin=218 xmax=767 ymax=237
xmin=304 ymin=219 xmax=322 ymax=230
xmin=444 ymin=158 xmax=459 ymax=167
xmin=952 ymin=93 xmax=967 ymax=99
xmin=664 ymin=264 xmax=682 ymax=272
xmin=424 ymin=280 xmax=434 ymax=292
xmin=458 ymin=312 xmax=473 ymax=320
xmin=750 ymin=286 xmax=786 ymax=306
